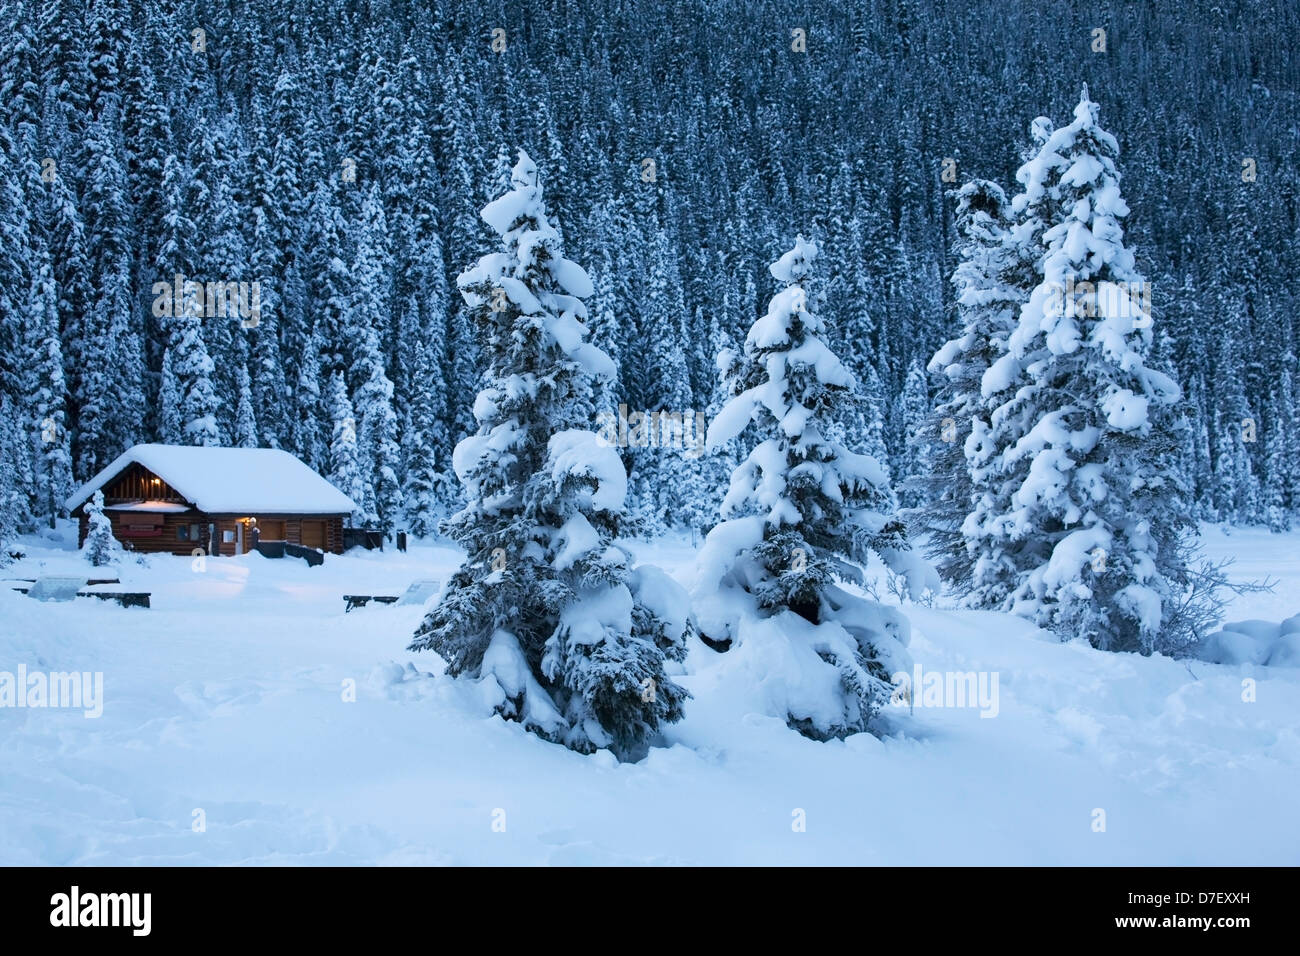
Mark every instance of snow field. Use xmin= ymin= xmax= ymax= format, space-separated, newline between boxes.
xmin=1 ymin=522 xmax=1296 ymax=864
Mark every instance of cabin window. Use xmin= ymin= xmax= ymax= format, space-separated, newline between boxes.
xmin=222 ymin=530 xmax=235 ymax=543
xmin=177 ymin=523 xmax=202 ymax=542
xmin=177 ymin=524 xmax=189 ymax=541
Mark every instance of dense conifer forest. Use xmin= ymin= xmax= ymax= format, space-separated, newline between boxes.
xmin=1 ymin=0 xmax=1296 ymax=543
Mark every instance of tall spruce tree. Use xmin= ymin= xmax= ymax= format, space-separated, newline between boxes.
xmin=919 ymin=180 xmax=1022 ymax=593
xmin=0 ymin=395 xmax=25 ymax=558
xmin=402 ymin=336 xmax=450 ymax=537
xmin=347 ymin=185 xmax=403 ymax=533
xmin=962 ymin=89 xmax=1203 ymax=654
xmin=325 ymin=371 xmax=366 ymax=526
xmin=410 ymin=150 xmax=690 ymax=761
xmin=26 ymin=253 xmax=73 ymax=523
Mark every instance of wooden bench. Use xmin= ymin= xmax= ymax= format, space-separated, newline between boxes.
xmin=343 ymin=594 xmax=400 ymax=612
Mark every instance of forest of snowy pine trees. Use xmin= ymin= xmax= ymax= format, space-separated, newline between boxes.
xmin=1 ymin=0 xmax=1297 ymax=553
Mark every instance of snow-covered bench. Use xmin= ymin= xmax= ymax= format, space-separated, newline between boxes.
xmin=8 ymin=576 xmax=149 ymax=609
xmin=343 ymin=580 xmax=440 ymax=613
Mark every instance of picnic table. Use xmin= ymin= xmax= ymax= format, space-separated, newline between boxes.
xmin=8 ymin=576 xmax=150 ymax=608
xmin=343 ymin=580 xmax=440 ymax=612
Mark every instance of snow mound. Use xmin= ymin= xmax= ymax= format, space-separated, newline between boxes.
xmin=1196 ymin=615 xmax=1300 ymax=668
xmin=704 ymin=596 xmax=911 ymax=740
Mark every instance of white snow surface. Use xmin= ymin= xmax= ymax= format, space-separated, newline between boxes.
xmin=66 ymin=444 xmax=358 ymax=515
xmin=2 ymin=521 xmax=1299 ymax=864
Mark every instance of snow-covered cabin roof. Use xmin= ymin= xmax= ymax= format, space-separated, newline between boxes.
xmin=66 ymin=444 xmax=358 ymax=515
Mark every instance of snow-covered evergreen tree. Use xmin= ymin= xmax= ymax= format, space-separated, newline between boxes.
xmin=171 ymin=308 xmax=221 ymax=446
xmin=1262 ymin=392 xmax=1289 ymax=531
xmin=410 ymin=150 xmax=690 ymax=760
xmin=290 ymin=322 xmax=326 ymax=471
xmin=348 ymin=188 xmax=401 ymax=528
xmin=245 ymin=127 xmax=291 ymax=451
xmin=0 ymin=396 xmax=25 ymax=561
xmin=896 ymin=358 xmax=931 ymax=508
xmin=695 ymin=236 xmax=934 ymax=740
xmin=858 ymin=362 xmax=893 ymax=473
xmin=82 ymin=490 xmax=119 ymax=567
xmin=353 ymin=360 xmax=402 ymax=533
xmin=157 ymin=348 xmax=182 ymax=444
xmin=918 ymin=180 xmax=1022 ymax=593
xmin=27 ymin=255 xmax=74 ymax=524
xmin=74 ymin=105 xmax=147 ymax=476
xmin=962 ymin=89 xmax=1202 ymax=654
xmin=234 ymin=364 xmax=259 ymax=448
xmin=325 ymin=371 xmax=367 ymax=526
xmin=402 ymin=337 xmax=450 ymax=537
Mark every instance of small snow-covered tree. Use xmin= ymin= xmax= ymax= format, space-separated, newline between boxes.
xmin=963 ymin=89 xmax=1201 ymax=654
xmin=410 ymin=150 xmax=690 ymax=760
xmin=82 ymin=490 xmax=119 ymax=567
xmin=697 ymin=236 xmax=935 ymax=740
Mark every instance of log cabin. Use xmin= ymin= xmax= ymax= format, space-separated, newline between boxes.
xmin=65 ymin=444 xmax=358 ymax=557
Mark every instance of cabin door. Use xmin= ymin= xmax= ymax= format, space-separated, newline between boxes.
xmin=301 ymin=521 xmax=325 ymax=550
xmin=236 ymin=521 xmax=245 ymax=554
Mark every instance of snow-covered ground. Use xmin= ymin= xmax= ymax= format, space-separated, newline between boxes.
xmin=1 ymin=521 xmax=1297 ymax=865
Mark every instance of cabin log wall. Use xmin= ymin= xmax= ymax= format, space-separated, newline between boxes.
xmin=76 ymin=511 xmax=348 ymax=556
